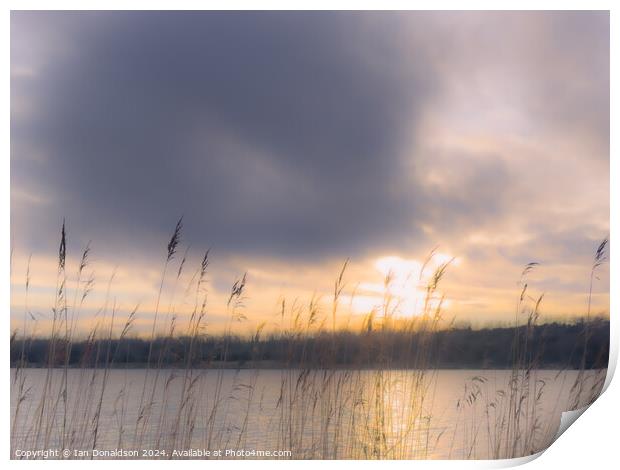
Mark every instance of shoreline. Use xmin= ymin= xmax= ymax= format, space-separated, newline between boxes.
xmin=9 ymin=363 xmax=608 ymax=371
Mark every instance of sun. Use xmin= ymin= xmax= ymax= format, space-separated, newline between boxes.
xmin=347 ymin=254 xmax=457 ymax=318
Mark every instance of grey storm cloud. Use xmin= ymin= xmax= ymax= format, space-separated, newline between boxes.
xmin=12 ymin=11 xmax=438 ymax=259
xmin=11 ymin=11 xmax=609 ymax=263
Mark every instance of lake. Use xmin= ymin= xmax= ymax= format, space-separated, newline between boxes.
xmin=10 ymin=368 xmax=605 ymax=460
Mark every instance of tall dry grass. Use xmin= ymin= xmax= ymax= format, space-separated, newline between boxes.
xmin=452 ymin=238 xmax=609 ymax=459
xmin=10 ymin=220 xmax=609 ymax=460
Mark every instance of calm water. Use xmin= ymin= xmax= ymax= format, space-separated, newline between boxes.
xmin=10 ymin=368 xmax=605 ymax=460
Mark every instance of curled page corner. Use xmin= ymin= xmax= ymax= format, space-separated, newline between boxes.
xmin=549 ymin=364 xmax=612 ymax=452
xmin=554 ymin=405 xmax=590 ymax=442
xmin=498 ymin=451 xmax=544 ymax=468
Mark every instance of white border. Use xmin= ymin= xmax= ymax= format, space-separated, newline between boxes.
xmin=3 ymin=2 xmax=617 ymax=469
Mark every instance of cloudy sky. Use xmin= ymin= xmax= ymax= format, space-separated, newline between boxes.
xmin=11 ymin=11 xmax=609 ymax=335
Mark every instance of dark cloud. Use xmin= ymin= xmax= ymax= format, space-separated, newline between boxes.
xmin=12 ymin=11 xmax=439 ymax=260
xmin=11 ymin=11 xmax=609 ymax=265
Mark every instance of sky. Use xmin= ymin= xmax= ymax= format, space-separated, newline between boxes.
xmin=10 ymin=11 xmax=609 ymax=336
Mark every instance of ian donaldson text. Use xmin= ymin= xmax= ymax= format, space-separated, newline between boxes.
xmin=13 ymin=448 xmax=292 ymax=459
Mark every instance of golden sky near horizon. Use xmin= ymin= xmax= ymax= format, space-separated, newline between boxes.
xmin=10 ymin=238 xmax=609 ymax=338
xmin=10 ymin=11 xmax=609 ymax=336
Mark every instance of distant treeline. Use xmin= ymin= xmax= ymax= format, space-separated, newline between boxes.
xmin=11 ymin=320 xmax=609 ymax=370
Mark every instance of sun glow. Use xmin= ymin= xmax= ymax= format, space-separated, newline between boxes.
xmin=347 ymin=254 xmax=458 ymax=318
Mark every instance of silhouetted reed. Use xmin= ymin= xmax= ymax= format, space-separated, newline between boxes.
xmin=10 ymin=220 xmax=609 ymax=460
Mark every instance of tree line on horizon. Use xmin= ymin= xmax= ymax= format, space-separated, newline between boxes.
xmin=11 ymin=319 xmax=609 ymax=370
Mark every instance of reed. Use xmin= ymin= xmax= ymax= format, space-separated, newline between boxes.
xmin=9 ymin=221 xmax=609 ymax=460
